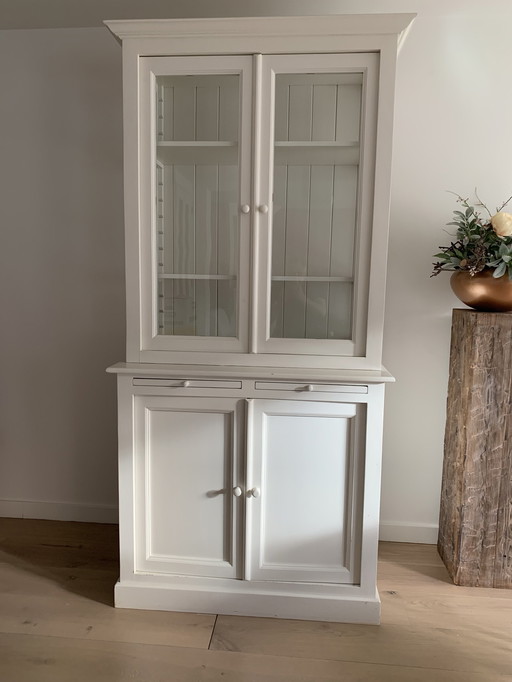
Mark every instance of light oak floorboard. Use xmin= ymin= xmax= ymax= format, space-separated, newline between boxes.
xmin=0 ymin=518 xmax=119 ymax=606
xmin=2 ymin=633 xmax=511 ymax=682
xmin=378 ymin=542 xmax=512 ymax=598
xmin=210 ymin=614 xmax=512 ymax=677
xmin=0 ymin=589 xmax=216 ymax=649
xmin=211 ymin=543 xmax=512 ymax=677
xmin=1 ymin=520 xmax=512 ymax=681
xmin=0 ymin=519 xmax=215 ymax=649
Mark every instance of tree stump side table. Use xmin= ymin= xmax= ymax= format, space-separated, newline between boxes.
xmin=438 ymin=308 xmax=512 ymax=587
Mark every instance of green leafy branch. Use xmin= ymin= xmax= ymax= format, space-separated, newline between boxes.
xmin=431 ymin=193 xmax=512 ymax=279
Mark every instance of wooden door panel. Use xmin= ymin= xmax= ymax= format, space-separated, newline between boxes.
xmin=134 ymin=396 xmax=242 ymax=578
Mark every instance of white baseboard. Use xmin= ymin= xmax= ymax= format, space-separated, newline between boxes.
xmin=0 ymin=501 xmax=436 ymax=543
xmin=0 ymin=499 xmax=118 ymax=524
xmin=115 ymin=580 xmax=382 ymax=625
xmin=379 ymin=521 xmax=438 ymax=545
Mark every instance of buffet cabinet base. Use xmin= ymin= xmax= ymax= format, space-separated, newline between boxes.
xmin=114 ymin=580 xmax=381 ymax=625
xmin=111 ymin=369 xmax=387 ymax=624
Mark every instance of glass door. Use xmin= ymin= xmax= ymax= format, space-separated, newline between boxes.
xmin=140 ymin=56 xmax=252 ymax=353
xmin=255 ymin=54 xmax=378 ymax=357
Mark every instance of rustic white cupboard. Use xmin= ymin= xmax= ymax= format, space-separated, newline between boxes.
xmin=106 ymin=13 xmax=414 ymax=624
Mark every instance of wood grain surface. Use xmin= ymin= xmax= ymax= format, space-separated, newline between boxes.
xmin=1 ymin=518 xmax=512 ymax=681
xmin=438 ymin=308 xmax=512 ymax=587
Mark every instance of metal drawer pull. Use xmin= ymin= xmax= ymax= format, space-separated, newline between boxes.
xmin=233 ymin=486 xmax=243 ymax=497
xmin=305 ymin=384 xmax=314 ymax=392
xmin=181 ymin=380 xmax=191 ymax=388
xmin=248 ymin=487 xmax=260 ymax=498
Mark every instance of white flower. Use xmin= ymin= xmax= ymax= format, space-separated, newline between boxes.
xmin=491 ymin=211 xmax=512 ymax=237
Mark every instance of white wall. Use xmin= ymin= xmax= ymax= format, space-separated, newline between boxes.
xmin=381 ymin=0 xmax=512 ymax=542
xmin=0 ymin=28 xmax=125 ymax=522
xmin=1 ymin=1 xmax=511 ymax=538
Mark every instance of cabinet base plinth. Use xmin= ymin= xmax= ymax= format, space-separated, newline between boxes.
xmin=114 ymin=580 xmax=381 ymax=625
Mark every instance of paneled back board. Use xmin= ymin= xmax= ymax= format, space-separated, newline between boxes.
xmin=271 ymin=74 xmax=361 ymax=341
xmin=438 ymin=308 xmax=512 ymax=587
xmin=155 ymin=71 xmax=361 ymax=341
xmin=156 ymin=75 xmax=240 ymax=337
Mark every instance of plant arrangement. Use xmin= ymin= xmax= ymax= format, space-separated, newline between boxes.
xmin=431 ymin=193 xmax=512 ymax=279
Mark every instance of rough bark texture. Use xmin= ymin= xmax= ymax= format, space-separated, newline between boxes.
xmin=438 ymin=309 xmax=512 ymax=587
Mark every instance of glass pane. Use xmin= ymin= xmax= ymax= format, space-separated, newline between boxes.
xmin=155 ymin=74 xmax=240 ymax=338
xmin=270 ymin=73 xmax=362 ymax=340
xmin=159 ymin=278 xmax=237 ymax=337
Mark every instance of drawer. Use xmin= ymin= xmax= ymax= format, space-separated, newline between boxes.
xmin=132 ymin=378 xmax=242 ymax=389
xmin=254 ymin=381 xmax=368 ymax=394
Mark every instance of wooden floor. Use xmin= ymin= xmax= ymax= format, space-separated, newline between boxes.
xmin=0 ymin=519 xmax=511 ymax=681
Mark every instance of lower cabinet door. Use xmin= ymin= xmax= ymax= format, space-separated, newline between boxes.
xmin=133 ymin=395 xmax=242 ymax=578
xmin=245 ymin=399 xmax=363 ymax=584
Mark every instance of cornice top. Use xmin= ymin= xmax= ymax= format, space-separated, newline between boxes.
xmin=105 ymin=14 xmax=416 ymax=49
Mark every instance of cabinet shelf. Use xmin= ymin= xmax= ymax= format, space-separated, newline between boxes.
xmin=158 ymin=141 xmax=237 ymax=146
xmin=157 ymin=141 xmax=238 ymax=165
xmin=274 ymin=141 xmax=359 ymax=147
xmin=271 ymin=275 xmax=353 ymax=283
xmin=159 ymin=274 xmax=351 ymax=283
xmin=155 ymin=141 xmax=360 ymax=166
xmin=274 ymin=142 xmax=359 ymax=166
xmin=158 ymin=274 xmax=236 ymax=281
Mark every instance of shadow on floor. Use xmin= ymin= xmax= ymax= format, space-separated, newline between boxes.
xmin=0 ymin=517 xmax=119 ymax=606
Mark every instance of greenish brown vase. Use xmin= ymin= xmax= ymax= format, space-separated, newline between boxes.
xmin=450 ymin=269 xmax=512 ymax=312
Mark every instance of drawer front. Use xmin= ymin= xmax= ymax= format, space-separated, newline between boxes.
xmin=132 ymin=378 xmax=242 ymax=390
xmin=254 ymin=381 xmax=368 ymax=395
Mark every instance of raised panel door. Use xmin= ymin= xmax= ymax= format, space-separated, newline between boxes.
xmin=245 ymin=399 xmax=363 ymax=583
xmin=134 ymin=395 xmax=243 ymax=578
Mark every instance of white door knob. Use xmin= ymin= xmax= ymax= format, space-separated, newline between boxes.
xmin=258 ymin=204 xmax=269 ymax=214
xmin=233 ymin=486 xmax=242 ymax=497
xmin=241 ymin=204 xmax=251 ymax=214
xmin=248 ymin=487 xmax=260 ymax=498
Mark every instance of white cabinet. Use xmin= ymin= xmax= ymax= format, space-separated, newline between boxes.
xmin=113 ymin=371 xmax=387 ymax=623
xmin=106 ymin=13 xmax=414 ymax=624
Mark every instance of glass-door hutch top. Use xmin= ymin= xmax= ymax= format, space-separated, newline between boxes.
xmin=108 ymin=13 xmax=415 ymax=368
xmin=149 ymin=58 xmax=368 ymax=353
